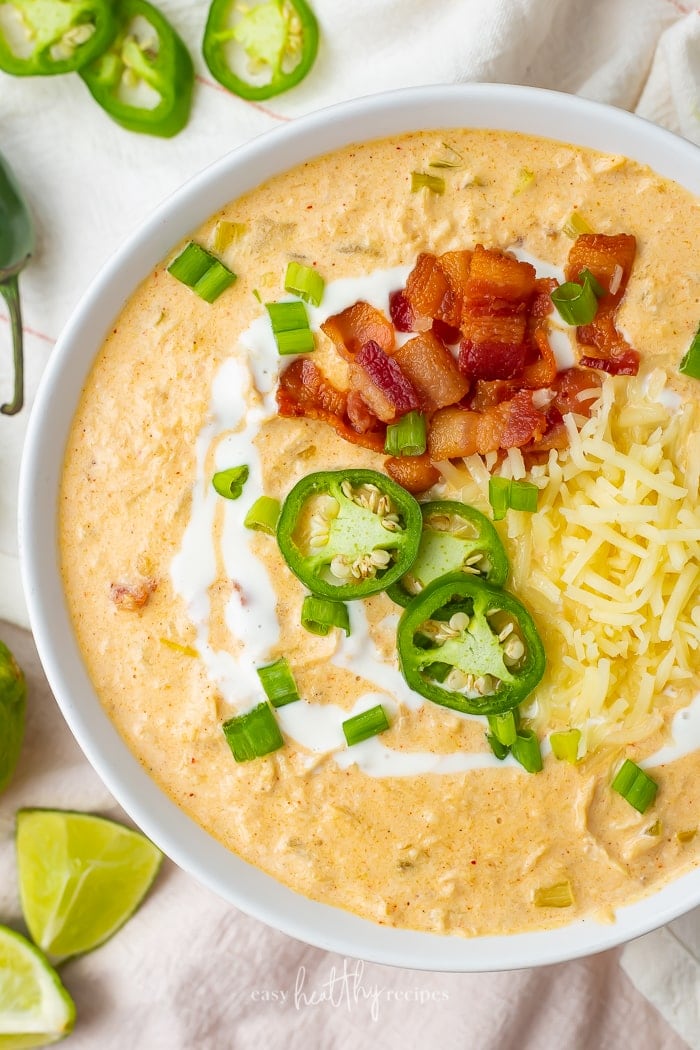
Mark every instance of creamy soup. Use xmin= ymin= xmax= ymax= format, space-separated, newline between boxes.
xmin=60 ymin=130 xmax=700 ymax=937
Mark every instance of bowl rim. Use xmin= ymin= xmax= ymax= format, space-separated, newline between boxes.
xmin=18 ymin=82 xmax=700 ymax=972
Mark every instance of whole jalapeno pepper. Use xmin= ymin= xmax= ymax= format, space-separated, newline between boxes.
xmin=387 ymin=500 xmax=509 ymax=607
xmin=0 ymin=0 xmax=117 ymax=76
xmin=203 ymin=0 xmax=319 ymax=102
xmin=79 ymin=0 xmax=194 ymax=138
xmin=397 ymin=572 xmax=545 ymax=716
xmin=276 ymin=469 xmax=422 ymax=601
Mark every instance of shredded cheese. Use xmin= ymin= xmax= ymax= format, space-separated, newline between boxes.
xmin=437 ymin=371 xmax=700 ymax=754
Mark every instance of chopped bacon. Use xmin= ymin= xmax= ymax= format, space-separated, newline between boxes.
xmin=468 ymin=379 xmax=519 ymax=411
xmin=404 ymin=250 xmax=472 ymax=328
xmin=389 ymin=289 xmax=414 ymax=332
xmin=110 ymin=577 xmax=156 ymax=611
xmin=459 ymin=336 xmax=527 ymax=380
xmin=346 ymin=389 xmax=377 ymax=433
xmin=464 ymin=244 xmax=537 ymax=308
xmin=321 ymin=301 xmax=395 ymax=361
xmin=531 ymin=277 xmax=558 ymax=318
xmin=393 ymin=331 xmax=470 ymax=410
xmin=354 ymin=341 xmax=420 ymax=420
xmin=385 ymin=454 xmax=441 ymax=494
xmin=431 ymin=318 xmax=461 ymax=345
xmin=551 ymin=367 xmax=602 ymax=417
xmin=428 ymin=391 xmax=546 ymax=459
xmin=565 ymin=233 xmax=640 ymax=376
xmin=521 ymin=324 xmax=558 ymax=388
xmin=277 ymin=358 xmax=386 ymax=452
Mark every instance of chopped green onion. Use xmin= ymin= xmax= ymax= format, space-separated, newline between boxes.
xmin=301 ymin=595 xmax=351 ymax=637
xmin=645 ymin=819 xmax=662 ymax=836
xmin=266 ymin=300 xmax=315 ymax=355
xmin=212 ymin=465 xmax=249 ymax=500
xmin=488 ymin=710 xmax=519 ymax=748
xmin=534 ymin=880 xmax=574 ymax=908
xmin=677 ymin=828 xmax=697 ymax=844
xmin=160 ymin=637 xmax=198 ymax=658
xmin=284 ymin=261 xmax=325 ymax=307
xmin=384 ymin=411 xmax=427 ymax=456
xmin=411 ymin=171 xmax=445 ymax=195
xmin=514 ymin=168 xmax=535 ymax=195
xmin=550 ymin=728 xmax=581 ymax=764
xmin=428 ymin=142 xmax=464 ymax=169
xmin=486 ymin=734 xmax=510 ymax=761
xmin=213 ymin=220 xmax=246 ymax=252
xmin=222 ymin=701 xmax=284 ymax=762
xmin=551 ymin=272 xmax=600 ymax=326
xmin=562 ymin=211 xmax=593 ymax=239
xmin=679 ymin=323 xmax=700 ymax=380
xmin=611 ymin=759 xmax=658 ymax=813
xmin=252 ymin=289 xmax=262 ymax=303
xmin=342 ymin=704 xmax=390 ymax=746
xmin=511 ymin=729 xmax=543 ymax=773
xmin=578 ymin=268 xmax=606 ymax=299
xmin=168 ymin=242 xmax=237 ymax=304
xmin=488 ymin=477 xmax=539 ymax=520
xmin=257 ymin=658 xmax=300 ymax=708
xmin=244 ymin=495 xmax=281 ymax=535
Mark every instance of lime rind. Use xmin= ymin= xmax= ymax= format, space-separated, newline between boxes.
xmin=0 ymin=641 xmax=27 ymax=795
xmin=0 ymin=925 xmax=75 ymax=1048
xmin=16 ymin=809 xmax=163 ymax=963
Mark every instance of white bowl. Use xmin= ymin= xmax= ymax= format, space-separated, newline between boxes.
xmin=19 ymin=84 xmax=700 ymax=971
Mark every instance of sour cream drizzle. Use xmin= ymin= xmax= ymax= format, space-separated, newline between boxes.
xmin=171 ymin=258 xmax=696 ymax=778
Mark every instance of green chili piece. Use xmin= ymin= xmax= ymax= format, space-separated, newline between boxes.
xmin=397 ymin=573 xmax=545 ymax=716
xmin=387 ymin=500 xmax=509 ymax=608
xmin=0 ymin=0 xmax=117 ymax=76
xmin=277 ymin=469 xmax=422 ymax=601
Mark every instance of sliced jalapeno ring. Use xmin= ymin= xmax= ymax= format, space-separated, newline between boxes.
xmin=202 ymin=0 xmax=319 ymax=102
xmin=79 ymin=0 xmax=194 ymax=138
xmin=0 ymin=0 xmax=117 ymax=76
xmin=387 ymin=500 xmax=509 ymax=607
xmin=397 ymin=572 xmax=545 ymax=716
xmin=276 ymin=469 xmax=422 ymax=601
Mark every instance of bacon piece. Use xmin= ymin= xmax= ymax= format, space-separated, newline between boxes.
xmin=321 ymin=301 xmax=395 ymax=361
xmin=521 ymin=324 xmax=558 ymax=388
xmin=353 ymin=341 xmax=420 ymax=422
xmin=551 ymin=367 xmax=602 ymax=417
xmin=431 ymin=319 xmax=461 ymax=345
xmin=404 ymin=250 xmax=472 ymax=328
xmin=393 ymin=331 xmax=470 ymax=410
xmin=389 ymin=289 xmax=414 ymax=332
xmin=464 ymin=245 xmax=537 ymax=307
xmin=277 ymin=358 xmax=386 ymax=453
xmin=110 ymin=577 xmax=157 ymax=611
xmin=346 ymin=389 xmax=377 ymax=433
xmin=385 ymin=454 xmax=441 ymax=494
xmin=459 ymin=336 xmax=527 ymax=380
xmin=565 ymin=233 xmax=639 ymax=375
xmin=428 ymin=391 xmax=546 ymax=459
xmin=468 ymin=379 xmax=519 ymax=411
xmin=531 ymin=277 xmax=558 ymax=318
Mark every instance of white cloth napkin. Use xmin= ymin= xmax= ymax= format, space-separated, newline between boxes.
xmin=1 ymin=1 xmax=699 ymax=1044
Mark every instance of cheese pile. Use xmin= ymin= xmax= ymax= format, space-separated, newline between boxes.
xmin=437 ymin=371 xmax=700 ymax=754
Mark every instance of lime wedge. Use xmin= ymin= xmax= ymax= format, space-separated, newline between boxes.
xmin=0 ymin=641 xmax=26 ymax=795
xmin=16 ymin=810 xmax=162 ymax=963
xmin=0 ymin=924 xmax=75 ymax=1048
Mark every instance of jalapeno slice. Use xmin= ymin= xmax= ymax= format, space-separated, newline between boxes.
xmin=0 ymin=0 xmax=117 ymax=76
xmin=202 ymin=0 xmax=319 ymax=101
xmin=276 ymin=469 xmax=422 ymax=601
xmin=397 ymin=573 xmax=545 ymax=715
xmin=79 ymin=0 xmax=194 ymax=138
xmin=387 ymin=500 xmax=509 ymax=607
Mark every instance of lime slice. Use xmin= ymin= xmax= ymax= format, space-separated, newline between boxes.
xmin=0 ymin=924 xmax=75 ymax=1048
xmin=0 ymin=641 xmax=26 ymax=794
xmin=16 ymin=810 xmax=162 ymax=963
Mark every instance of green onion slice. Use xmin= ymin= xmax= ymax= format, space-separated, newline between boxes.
xmin=168 ymin=242 xmax=237 ymax=304
xmin=514 ymin=168 xmax=535 ymax=195
xmin=488 ymin=477 xmax=539 ymax=520
xmin=222 ymin=701 xmax=284 ymax=762
xmin=611 ymin=759 xmax=658 ymax=813
xmin=342 ymin=704 xmax=390 ymax=746
xmin=551 ymin=272 xmax=600 ymax=326
xmin=550 ymin=728 xmax=581 ymax=764
xmin=511 ymin=729 xmax=543 ymax=774
xmin=213 ymin=220 xmax=246 ymax=252
xmin=429 ymin=142 xmax=464 ymax=169
xmin=301 ymin=595 xmax=351 ymax=637
xmin=679 ymin=323 xmax=700 ymax=380
xmin=244 ymin=495 xmax=281 ymax=535
xmin=534 ymin=880 xmax=574 ymax=908
xmin=411 ymin=171 xmax=445 ymax=195
xmin=486 ymin=733 xmax=510 ymax=761
xmin=678 ymin=828 xmax=697 ymax=844
xmin=284 ymin=261 xmax=325 ymax=307
xmin=578 ymin=268 xmax=606 ymax=299
xmin=212 ymin=465 xmax=249 ymax=500
xmin=257 ymin=658 xmax=300 ymax=708
xmin=488 ymin=710 xmax=519 ymax=748
xmin=384 ymin=411 xmax=427 ymax=456
xmin=562 ymin=211 xmax=593 ymax=239
xmin=266 ymin=300 xmax=315 ymax=355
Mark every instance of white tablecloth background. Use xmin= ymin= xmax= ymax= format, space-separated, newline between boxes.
xmin=1 ymin=1 xmax=699 ymax=1046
